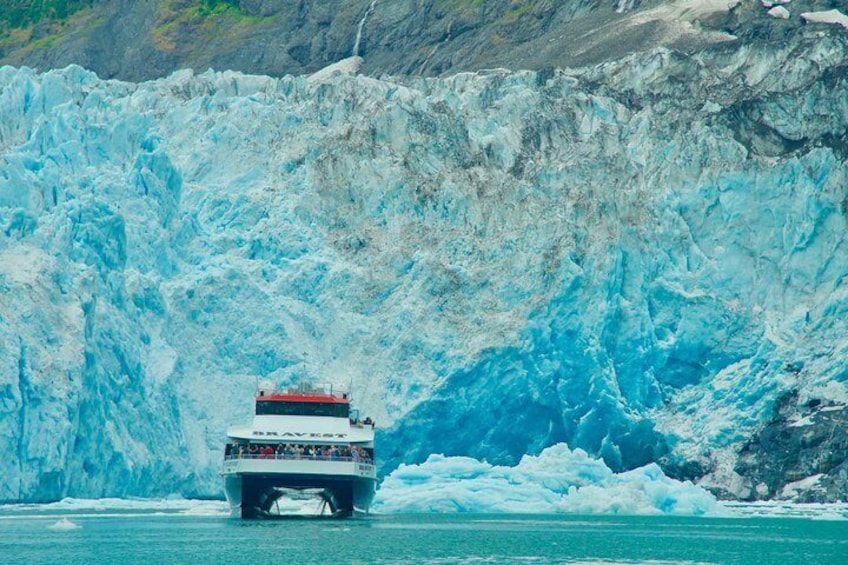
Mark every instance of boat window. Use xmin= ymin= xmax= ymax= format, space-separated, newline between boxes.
xmin=255 ymin=400 xmax=349 ymax=418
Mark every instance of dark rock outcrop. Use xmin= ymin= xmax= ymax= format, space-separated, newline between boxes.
xmin=735 ymin=393 xmax=848 ymax=502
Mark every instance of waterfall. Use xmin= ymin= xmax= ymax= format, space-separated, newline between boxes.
xmin=353 ymin=0 xmax=377 ymax=57
xmin=615 ymin=0 xmax=638 ymax=14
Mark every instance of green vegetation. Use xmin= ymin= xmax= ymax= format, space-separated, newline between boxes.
xmin=0 ymin=0 xmax=93 ymax=29
xmin=434 ymin=0 xmax=485 ymax=12
xmin=435 ymin=0 xmax=541 ymax=14
xmin=501 ymin=2 xmax=534 ymax=24
xmin=0 ymin=1 xmax=243 ymax=32
xmin=152 ymin=1 xmax=264 ymax=53
xmin=197 ymin=0 xmax=242 ymax=17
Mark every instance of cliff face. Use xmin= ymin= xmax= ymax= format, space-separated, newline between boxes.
xmin=0 ymin=1 xmax=842 ymax=81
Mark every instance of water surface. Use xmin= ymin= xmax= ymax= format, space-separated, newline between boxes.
xmin=1 ymin=505 xmax=845 ymax=564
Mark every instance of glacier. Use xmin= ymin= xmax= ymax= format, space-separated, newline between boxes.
xmin=1 ymin=26 xmax=848 ymax=504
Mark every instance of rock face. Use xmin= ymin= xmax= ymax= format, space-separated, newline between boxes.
xmin=734 ymin=393 xmax=848 ymax=502
xmin=0 ymin=0 xmax=843 ymax=81
xmin=0 ymin=2 xmax=847 ymax=504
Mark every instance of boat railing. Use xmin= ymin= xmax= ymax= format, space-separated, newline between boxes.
xmin=224 ymin=453 xmax=373 ymax=464
xmin=257 ymin=382 xmax=349 ymax=400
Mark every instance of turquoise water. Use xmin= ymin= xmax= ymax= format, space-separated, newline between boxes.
xmin=1 ymin=509 xmax=846 ymax=564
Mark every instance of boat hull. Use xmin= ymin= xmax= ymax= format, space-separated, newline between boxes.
xmin=224 ymin=471 xmax=375 ymax=518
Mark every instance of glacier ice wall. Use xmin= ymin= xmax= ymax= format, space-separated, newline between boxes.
xmin=1 ymin=30 xmax=847 ymax=502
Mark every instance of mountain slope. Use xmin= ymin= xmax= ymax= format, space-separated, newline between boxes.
xmin=0 ymin=1 xmax=844 ymax=80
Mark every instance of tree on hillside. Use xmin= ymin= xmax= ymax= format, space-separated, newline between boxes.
xmin=1 ymin=1 xmax=97 ymax=29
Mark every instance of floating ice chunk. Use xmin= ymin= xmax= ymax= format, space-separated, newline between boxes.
xmin=3 ymin=497 xmax=228 ymax=516
xmin=47 ymin=518 xmax=81 ymax=531
xmin=722 ymin=501 xmax=848 ymax=521
xmin=801 ymin=10 xmax=848 ymax=30
xmin=373 ymin=444 xmax=720 ymax=516
xmin=768 ymin=6 xmax=790 ymax=19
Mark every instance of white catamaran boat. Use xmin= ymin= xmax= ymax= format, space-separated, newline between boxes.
xmin=222 ymin=383 xmax=376 ymax=518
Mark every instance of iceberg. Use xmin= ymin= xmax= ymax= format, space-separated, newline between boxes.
xmin=373 ymin=443 xmax=720 ymax=515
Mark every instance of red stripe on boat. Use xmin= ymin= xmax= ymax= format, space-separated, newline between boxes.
xmin=256 ymin=394 xmax=349 ymax=404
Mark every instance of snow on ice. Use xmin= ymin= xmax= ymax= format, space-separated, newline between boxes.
xmin=801 ymin=10 xmax=848 ymax=30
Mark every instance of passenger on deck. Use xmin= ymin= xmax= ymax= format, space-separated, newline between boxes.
xmin=261 ymin=445 xmax=274 ymax=458
xmin=248 ymin=443 xmax=259 ymax=457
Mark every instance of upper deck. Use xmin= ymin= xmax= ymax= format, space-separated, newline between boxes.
xmin=226 ymin=382 xmax=375 ymax=445
xmin=256 ymin=384 xmax=350 ymax=418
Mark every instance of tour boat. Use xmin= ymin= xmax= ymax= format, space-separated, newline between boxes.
xmin=222 ymin=383 xmax=377 ymax=518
